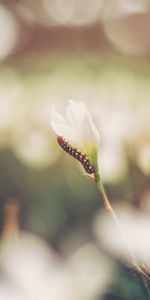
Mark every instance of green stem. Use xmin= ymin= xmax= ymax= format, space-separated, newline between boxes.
xmin=94 ymin=171 xmax=150 ymax=298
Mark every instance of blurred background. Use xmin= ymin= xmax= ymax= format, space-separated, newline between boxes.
xmin=0 ymin=0 xmax=150 ymax=299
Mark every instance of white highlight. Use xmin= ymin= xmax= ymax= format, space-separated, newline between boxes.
xmin=0 ymin=6 xmax=18 ymax=59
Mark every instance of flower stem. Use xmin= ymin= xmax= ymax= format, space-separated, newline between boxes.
xmin=96 ymin=173 xmax=137 ymax=263
xmin=94 ymin=171 xmax=150 ymax=298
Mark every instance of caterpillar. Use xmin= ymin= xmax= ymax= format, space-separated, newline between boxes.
xmin=57 ymin=136 xmax=95 ymax=174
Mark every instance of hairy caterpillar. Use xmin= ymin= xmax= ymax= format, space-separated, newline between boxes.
xmin=57 ymin=136 xmax=95 ymax=174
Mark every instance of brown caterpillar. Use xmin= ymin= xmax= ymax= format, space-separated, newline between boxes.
xmin=57 ymin=136 xmax=95 ymax=174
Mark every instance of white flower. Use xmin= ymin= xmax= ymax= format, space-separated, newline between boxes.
xmin=94 ymin=206 xmax=150 ymax=263
xmin=51 ymin=100 xmax=100 ymax=167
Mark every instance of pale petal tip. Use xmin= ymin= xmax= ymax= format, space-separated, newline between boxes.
xmin=68 ymin=99 xmax=82 ymax=108
xmin=68 ymin=99 xmax=77 ymax=104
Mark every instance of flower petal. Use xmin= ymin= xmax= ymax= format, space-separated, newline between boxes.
xmin=51 ymin=110 xmax=65 ymax=126
xmin=66 ymin=100 xmax=100 ymax=151
xmin=51 ymin=110 xmax=79 ymax=145
xmin=66 ymin=100 xmax=84 ymax=133
xmin=78 ymin=102 xmax=100 ymax=144
xmin=50 ymin=101 xmax=100 ymax=159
